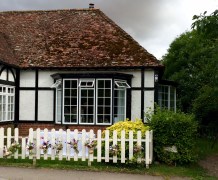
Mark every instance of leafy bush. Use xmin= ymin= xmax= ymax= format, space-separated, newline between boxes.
xmin=103 ymin=119 xmax=149 ymax=163
xmin=147 ymin=108 xmax=198 ymax=165
xmin=106 ymin=119 xmax=149 ymax=138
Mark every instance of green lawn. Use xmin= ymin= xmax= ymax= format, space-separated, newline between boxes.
xmin=0 ymin=138 xmax=217 ymax=179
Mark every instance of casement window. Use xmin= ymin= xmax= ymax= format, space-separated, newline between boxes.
xmin=55 ymin=78 xmax=130 ymax=125
xmin=158 ymin=85 xmax=176 ymax=111
xmin=96 ymin=79 xmax=112 ymax=125
xmin=0 ymin=85 xmax=15 ymax=122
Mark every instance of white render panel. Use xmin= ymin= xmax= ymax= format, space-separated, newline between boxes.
xmin=38 ymin=91 xmax=54 ymax=121
xmin=131 ymin=71 xmax=141 ymax=87
xmin=0 ymin=70 xmax=7 ymax=81
xmin=131 ymin=91 xmax=141 ymax=120
xmin=20 ymin=71 xmax=35 ymax=87
xmin=19 ymin=91 xmax=35 ymax=120
xmin=38 ymin=71 xmax=55 ymax=87
xmin=144 ymin=70 xmax=154 ymax=88
xmin=144 ymin=90 xmax=154 ymax=122
xmin=120 ymin=70 xmax=141 ymax=87
xmin=8 ymin=70 xmax=14 ymax=82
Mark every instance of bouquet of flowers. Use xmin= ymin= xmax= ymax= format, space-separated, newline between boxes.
xmin=8 ymin=141 xmax=21 ymax=154
xmin=84 ymin=140 xmax=97 ymax=154
xmin=109 ymin=144 xmax=120 ymax=156
xmin=133 ymin=144 xmax=144 ymax=154
xmin=68 ymin=139 xmax=79 ymax=154
xmin=26 ymin=142 xmax=35 ymax=155
xmin=40 ymin=141 xmax=51 ymax=154
xmin=53 ymin=140 xmax=63 ymax=154
xmin=3 ymin=146 xmax=12 ymax=157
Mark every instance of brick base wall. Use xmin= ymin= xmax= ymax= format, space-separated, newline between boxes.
xmin=15 ymin=123 xmax=108 ymax=136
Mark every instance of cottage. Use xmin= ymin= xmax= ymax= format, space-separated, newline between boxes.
xmin=0 ymin=5 xmax=176 ymax=135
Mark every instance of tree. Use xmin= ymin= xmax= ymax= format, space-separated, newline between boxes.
xmin=162 ymin=10 xmax=218 ymax=126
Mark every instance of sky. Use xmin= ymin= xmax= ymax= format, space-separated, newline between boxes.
xmin=0 ymin=0 xmax=217 ymax=59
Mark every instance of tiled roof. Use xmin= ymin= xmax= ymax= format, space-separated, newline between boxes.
xmin=0 ymin=9 xmax=162 ymax=69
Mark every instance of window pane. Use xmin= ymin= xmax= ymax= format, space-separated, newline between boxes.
xmin=105 ymin=80 xmax=111 ymax=88
xmin=105 ymin=89 xmax=111 ymax=97
xmin=98 ymin=80 xmax=104 ymax=88
xmin=64 ymin=98 xmax=70 ymax=105
xmin=98 ymin=89 xmax=104 ymax=97
xmin=71 ymin=115 xmax=77 ymax=123
xmin=65 ymin=81 xmax=70 ymax=88
xmin=98 ymin=98 xmax=103 ymax=105
xmin=65 ymin=115 xmax=70 ymax=122
xmin=71 ymin=89 xmax=77 ymax=97
xmin=105 ymin=98 xmax=111 ymax=106
xmin=65 ymin=89 xmax=70 ymax=96
xmin=64 ymin=106 xmax=70 ymax=114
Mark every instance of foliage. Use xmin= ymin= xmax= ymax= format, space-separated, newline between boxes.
xmin=104 ymin=119 xmax=149 ymax=164
xmin=106 ymin=119 xmax=149 ymax=138
xmin=147 ymin=108 xmax=198 ymax=165
xmin=193 ymin=86 xmax=218 ymax=126
xmin=162 ymin=10 xmax=218 ymax=126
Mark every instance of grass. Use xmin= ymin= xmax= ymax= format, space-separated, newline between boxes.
xmin=0 ymin=138 xmax=217 ymax=179
xmin=194 ymin=138 xmax=218 ymax=159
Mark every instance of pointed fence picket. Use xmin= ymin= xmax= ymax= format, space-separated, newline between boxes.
xmin=0 ymin=127 xmax=153 ymax=168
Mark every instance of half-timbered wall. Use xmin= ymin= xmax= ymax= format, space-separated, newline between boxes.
xmin=18 ymin=69 xmax=155 ymax=123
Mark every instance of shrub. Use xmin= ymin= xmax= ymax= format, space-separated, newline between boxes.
xmin=106 ymin=119 xmax=149 ymax=138
xmin=103 ymin=119 xmax=149 ymax=163
xmin=147 ymin=108 xmax=198 ymax=165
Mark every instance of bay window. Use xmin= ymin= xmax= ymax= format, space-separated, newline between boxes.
xmin=54 ymin=77 xmax=130 ymax=125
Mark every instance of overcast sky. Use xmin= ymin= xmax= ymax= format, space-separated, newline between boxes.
xmin=0 ymin=0 xmax=217 ymax=59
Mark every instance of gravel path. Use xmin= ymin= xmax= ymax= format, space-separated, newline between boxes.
xmin=0 ymin=166 xmax=188 ymax=180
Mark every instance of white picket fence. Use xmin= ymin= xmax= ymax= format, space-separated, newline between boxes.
xmin=0 ymin=128 xmax=153 ymax=168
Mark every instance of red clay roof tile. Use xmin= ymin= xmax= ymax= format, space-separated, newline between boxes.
xmin=0 ymin=9 xmax=162 ymax=69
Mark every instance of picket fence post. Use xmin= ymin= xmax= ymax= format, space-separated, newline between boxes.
xmin=81 ymin=129 xmax=86 ymax=161
xmin=121 ymin=130 xmax=125 ymax=163
xmin=74 ymin=129 xmax=79 ymax=161
xmin=0 ymin=127 xmax=4 ymax=158
xmin=51 ymin=128 xmax=56 ymax=160
xmin=21 ymin=137 xmax=26 ymax=159
xmin=97 ymin=130 xmax=102 ymax=162
xmin=113 ymin=130 xmax=117 ymax=163
xmin=14 ymin=128 xmax=19 ymax=159
xmin=137 ymin=131 xmax=142 ymax=163
xmin=105 ymin=130 xmax=109 ymax=162
xmin=28 ymin=128 xmax=33 ymax=159
xmin=145 ymin=130 xmax=150 ymax=168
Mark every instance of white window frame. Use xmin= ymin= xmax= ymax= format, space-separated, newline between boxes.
xmin=0 ymin=85 xmax=15 ymax=122
xmin=62 ymin=79 xmax=78 ymax=125
xmin=79 ymin=79 xmax=95 ymax=88
xmin=158 ymin=85 xmax=176 ymax=112
xmin=79 ymin=80 xmax=95 ymax=125
xmin=96 ymin=79 xmax=112 ymax=125
xmin=113 ymin=82 xmax=127 ymax=123
xmin=55 ymin=87 xmax=62 ymax=124
xmin=51 ymin=80 xmax=62 ymax=89
xmin=114 ymin=80 xmax=130 ymax=88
